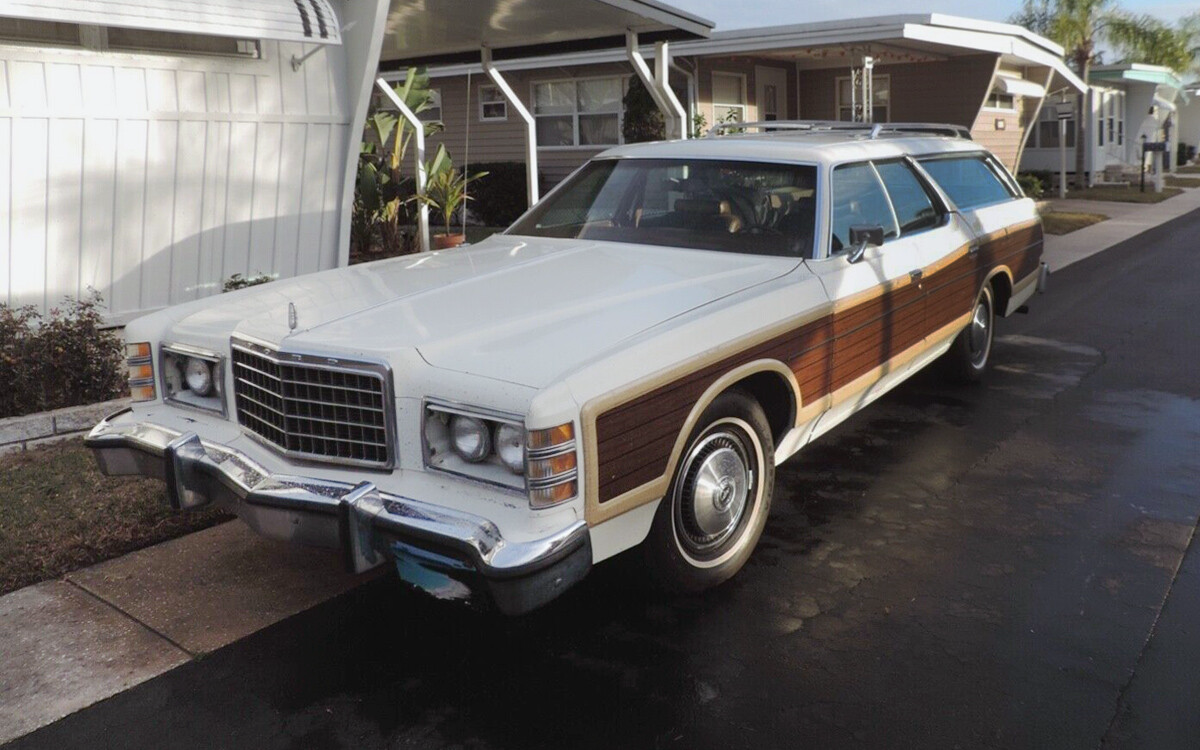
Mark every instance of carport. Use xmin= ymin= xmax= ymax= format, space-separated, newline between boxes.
xmin=350 ymin=0 xmax=712 ymax=253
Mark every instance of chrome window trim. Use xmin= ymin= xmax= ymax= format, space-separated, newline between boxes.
xmin=160 ymin=342 xmax=228 ymax=418
xmin=421 ymin=398 xmax=527 ymax=496
xmin=230 ymin=336 xmax=398 ymax=472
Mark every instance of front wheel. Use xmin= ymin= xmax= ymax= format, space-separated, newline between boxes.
xmin=642 ymin=390 xmax=775 ymax=593
xmin=943 ymin=284 xmax=995 ymax=384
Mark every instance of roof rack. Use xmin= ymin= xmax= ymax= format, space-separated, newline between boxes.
xmin=705 ymin=120 xmax=973 ymax=140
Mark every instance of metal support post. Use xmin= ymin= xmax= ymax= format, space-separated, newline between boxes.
xmin=375 ymin=77 xmax=429 ymax=254
xmin=482 ymin=46 xmax=539 ymax=206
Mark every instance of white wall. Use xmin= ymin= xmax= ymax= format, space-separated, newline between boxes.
xmin=0 ymin=37 xmax=351 ymax=322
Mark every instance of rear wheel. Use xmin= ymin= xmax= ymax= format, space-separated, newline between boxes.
xmin=643 ymin=390 xmax=775 ymax=593
xmin=943 ymin=284 xmax=995 ymax=384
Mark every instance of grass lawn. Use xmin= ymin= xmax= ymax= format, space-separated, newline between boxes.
xmin=1041 ymin=211 xmax=1109 ymax=235
xmin=0 ymin=438 xmax=231 ymax=595
xmin=1165 ymin=175 xmax=1200 ymax=189
xmin=1065 ymin=185 xmax=1183 ymax=203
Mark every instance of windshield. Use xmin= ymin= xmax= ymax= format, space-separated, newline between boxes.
xmin=508 ymin=158 xmax=818 ymax=258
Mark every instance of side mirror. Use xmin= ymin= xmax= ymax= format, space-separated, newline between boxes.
xmin=846 ymin=224 xmax=884 ymax=263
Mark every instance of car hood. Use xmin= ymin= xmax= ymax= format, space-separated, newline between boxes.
xmin=166 ymin=235 xmax=797 ymax=388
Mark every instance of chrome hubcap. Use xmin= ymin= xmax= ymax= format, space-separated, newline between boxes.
xmin=676 ymin=430 xmax=754 ymax=555
xmin=969 ymin=300 xmax=991 ymax=367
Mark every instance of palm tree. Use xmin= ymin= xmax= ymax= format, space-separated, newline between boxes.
xmin=1106 ymin=13 xmax=1197 ymax=74
xmin=1049 ymin=0 xmax=1113 ymax=189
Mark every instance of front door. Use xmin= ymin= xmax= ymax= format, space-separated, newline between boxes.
xmin=803 ymin=161 xmax=936 ymax=438
xmin=755 ymin=66 xmax=788 ymax=122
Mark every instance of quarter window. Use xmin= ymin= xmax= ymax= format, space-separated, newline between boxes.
xmin=918 ymin=155 xmax=1017 ymax=210
xmin=874 ymin=161 xmax=942 ymax=235
xmin=533 ymin=77 xmax=623 ymax=148
xmin=830 ymin=163 xmax=899 ymax=253
xmin=479 ymin=84 xmax=508 ymax=121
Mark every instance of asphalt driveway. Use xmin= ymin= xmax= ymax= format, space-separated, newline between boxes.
xmin=12 ymin=209 xmax=1200 ymax=750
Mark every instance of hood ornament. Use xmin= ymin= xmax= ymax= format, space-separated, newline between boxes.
xmin=288 ymin=302 xmax=298 ymax=332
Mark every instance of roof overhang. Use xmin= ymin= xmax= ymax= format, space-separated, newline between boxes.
xmin=1090 ymin=64 xmax=1185 ymax=91
xmin=378 ymin=0 xmax=712 ymax=70
xmin=0 ymin=0 xmax=342 ymax=45
xmin=412 ymin=12 xmax=1085 ymax=95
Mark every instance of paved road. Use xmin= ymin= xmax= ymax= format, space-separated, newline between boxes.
xmin=14 ymin=209 xmax=1200 ymax=750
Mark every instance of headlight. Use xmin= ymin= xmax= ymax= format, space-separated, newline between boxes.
xmin=184 ymin=358 xmax=214 ymax=396
xmin=494 ymin=423 xmax=525 ymax=473
xmin=162 ymin=345 xmax=225 ymax=415
xmin=423 ymin=401 xmax=578 ymax=508
xmin=451 ymin=415 xmax=491 ymax=463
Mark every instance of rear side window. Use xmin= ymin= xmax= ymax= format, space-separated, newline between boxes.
xmin=874 ymin=160 xmax=943 ymax=235
xmin=830 ymin=163 xmax=899 ymax=253
xmin=918 ymin=155 xmax=1017 ymax=210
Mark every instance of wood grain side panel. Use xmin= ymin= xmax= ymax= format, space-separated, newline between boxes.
xmin=592 ymin=220 xmax=1043 ymax=505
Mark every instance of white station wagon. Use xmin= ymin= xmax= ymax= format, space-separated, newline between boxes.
xmin=88 ymin=123 xmax=1047 ymax=614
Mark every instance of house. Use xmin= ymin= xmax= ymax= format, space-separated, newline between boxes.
xmin=0 ymin=0 xmax=709 ymax=321
xmin=385 ymin=14 xmax=1084 ymax=191
xmin=1020 ymin=63 xmax=1189 ymax=184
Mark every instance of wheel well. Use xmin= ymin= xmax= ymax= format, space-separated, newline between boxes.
xmin=730 ymin=370 xmax=795 ymax=446
xmin=990 ymin=273 xmax=1013 ymax=318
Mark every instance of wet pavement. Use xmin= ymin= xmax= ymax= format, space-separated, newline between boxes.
xmin=12 ymin=209 xmax=1200 ymax=750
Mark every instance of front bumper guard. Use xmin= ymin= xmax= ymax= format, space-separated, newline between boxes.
xmin=85 ymin=409 xmax=591 ymax=615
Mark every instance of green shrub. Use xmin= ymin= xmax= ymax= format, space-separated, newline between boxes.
xmin=467 ymin=162 xmax=543 ymax=227
xmin=0 ymin=294 xmax=125 ymax=419
xmin=1017 ymin=173 xmax=1045 ymax=199
xmin=223 ymin=272 xmax=275 ymax=292
xmin=622 ymin=76 xmax=665 ymax=144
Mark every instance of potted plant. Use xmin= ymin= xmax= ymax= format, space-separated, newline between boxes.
xmin=418 ymin=147 xmax=488 ymax=249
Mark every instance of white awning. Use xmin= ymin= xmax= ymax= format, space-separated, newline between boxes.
xmin=379 ymin=0 xmax=711 ymax=66
xmin=0 ymin=0 xmax=342 ymax=45
xmin=995 ymin=74 xmax=1046 ymax=98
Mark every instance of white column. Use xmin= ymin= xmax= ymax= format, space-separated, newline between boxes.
xmin=375 ymin=77 xmax=430 ymax=254
xmin=482 ymin=46 xmax=540 ymax=206
xmin=626 ymin=31 xmax=685 ymax=140
xmin=655 ymin=41 xmax=688 ymax=139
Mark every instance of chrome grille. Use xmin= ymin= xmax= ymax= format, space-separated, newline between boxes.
xmin=231 ymin=342 xmax=393 ymax=468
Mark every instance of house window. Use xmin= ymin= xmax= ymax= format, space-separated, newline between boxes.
xmin=479 ymin=84 xmax=508 ymax=121
xmin=712 ymin=72 xmax=747 ymax=123
xmin=836 ymin=75 xmax=890 ymax=122
xmin=533 ymin=77 xmax=623 ymax=148
xmin=984 ymin=90 xmax=1016 ymax=111
xmin=1034 ymin=102 xmax=1075 ymax=149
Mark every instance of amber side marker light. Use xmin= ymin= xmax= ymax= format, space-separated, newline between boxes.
xmin=126 ymin=342 xmax=156 ymax=402
xmin=527 ymin=422 xmax=578 ymax=509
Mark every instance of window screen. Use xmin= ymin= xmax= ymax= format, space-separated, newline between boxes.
xmin=918 ymin=156 xmax=1016 ymax=210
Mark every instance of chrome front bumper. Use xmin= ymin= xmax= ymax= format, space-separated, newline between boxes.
xmin=85 ymin=409 xmax=591 ymax=615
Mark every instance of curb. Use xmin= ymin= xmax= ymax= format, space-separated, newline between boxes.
xmin=0 ymin=399 xmax=128 ymax=455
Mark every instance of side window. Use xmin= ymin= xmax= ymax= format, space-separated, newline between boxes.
xmin=874 ymin=160 xmax=943 ymax=235
xmin=830 ymin=163 xmax=899 ymax=253
xmin=918 ymin=155 xmax=1017 ymax=210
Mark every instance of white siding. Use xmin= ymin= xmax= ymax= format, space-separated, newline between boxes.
xmin=0 ymin=39 xmax=351 ymax=321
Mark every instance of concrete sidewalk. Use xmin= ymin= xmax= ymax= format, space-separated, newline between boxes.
xmin=1041 ymin=185 xmax=1200 ymax=271
xmin=0 ymin=522 xmax=380 ymax=745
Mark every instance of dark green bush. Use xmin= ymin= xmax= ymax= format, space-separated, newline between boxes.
xmin=0 ymin=294 xmax=125 ymax=418
xmin=622 ymin=76 xmax=665 ymax=144
xmin=466 ymin=162 xmax=542 ymax=227
xmin=1016 ymin=173 xmax=1045 ymax=199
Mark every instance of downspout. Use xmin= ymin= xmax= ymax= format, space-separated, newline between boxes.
xmin=482 ymin=46 xmax=540 ymax=206
xmin=376 ymin=78 xmax=430 ymax=254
